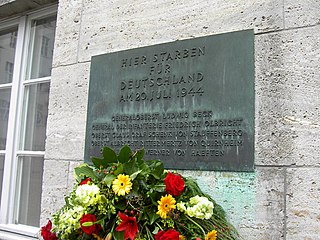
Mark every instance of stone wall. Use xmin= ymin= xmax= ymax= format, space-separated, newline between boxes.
xmin=41 ymin=1 xmax=320 ymax=239
xmin=0 ymin=0 xmax=57 ymax=17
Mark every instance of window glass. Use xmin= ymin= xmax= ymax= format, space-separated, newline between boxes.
xmin=0 ymin=155 xmax=4 ymax=208
xmin=0 ymin=88 xmax=11 ymax=150
xmin=0 ymin=10 xmax=56 ymax=230
xmin=0 ymin=28 xmax=17 ymax=84
xmin=16 ymin=156 xmax=43 ymax=227
xmin=28 ymin=16 xmax=56 ymax=79
xmin=19 ymin=82 xmax=50 ymax=151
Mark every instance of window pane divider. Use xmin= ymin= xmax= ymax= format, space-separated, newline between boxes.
xmin=0 ymin=223 xmax=39 ymax=237
xmin=0 ymin=83 xmax=12 ymax=89
xmin=16 ymin=151 xmax=45 ymax=157
xmin=0 ymin=151 xmax=5 ymax=155
xmin=23 ymin=76 xmax=51 ymax=85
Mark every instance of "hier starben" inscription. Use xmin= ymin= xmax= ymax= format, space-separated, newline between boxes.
xmin=120 ymin=46 xmax=205 ymax=103
xmin=85 ymin=29 xmax=255 ymax=172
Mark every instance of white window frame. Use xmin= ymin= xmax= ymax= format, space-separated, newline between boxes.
xmin=0 ymin=5 xmax=57 ymax=238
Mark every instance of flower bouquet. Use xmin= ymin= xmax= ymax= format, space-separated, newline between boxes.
xmin=41 ymin=146 xmax=240 ymax=240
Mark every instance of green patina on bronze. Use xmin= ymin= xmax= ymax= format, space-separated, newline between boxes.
xmin=85 ymin=29 xmax=255 ymax=172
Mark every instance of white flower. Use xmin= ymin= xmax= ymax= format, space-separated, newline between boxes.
xmin=186 ymin=206 xmax=196 ymax=217
xmin=177 ymin=202 xmax=187 ymax=212
xmin=189 ymin=195 xmax=201 ymax=205
xmin=184 ymin=195 xmax=214 ymax=220
xmin=75 ymin=183 xmax=100 ymax=207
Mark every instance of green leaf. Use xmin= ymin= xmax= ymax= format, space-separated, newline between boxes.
xmin=103 ymin=174 xmax=116 ymax=187
xmin=146 ymin=208 xmax=159 ymax=224
xmin=74 ymin=164 xmax=97 ymax=181
xmin=137 ymin=161 xmax=150 ymax=175
xmin=134 ymin=148 xmax=145 ymax=161
xmin=130 ymin=170 xmax=142 ymax=181
xmin=113 ymin=230 xmax=124 ymax=240
xmin=91 ymin=156 xmax=106 ymax=169
xmin=123 ymin=160 xmax=139 ymax=175
xmin=114 ymin=201 xmax=126 ymax=210
xmin=153 ymin=184 xmax=165 ymax=192
xmin=114 ymin=163 xmax=123 ymax=175
xmin=152 ymin=226 xmax=159 ymax=234
xmin=102 ymin=146 xmax=118 ymax=163
xmin=147 ymin=160 xmax=164 ymax=179
xmin=118 ymin=145 xmax=132 ymax=163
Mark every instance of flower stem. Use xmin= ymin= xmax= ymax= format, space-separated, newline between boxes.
xmin=155 ymin=222 xmax=163 ymax=231
xmin=186 ymin=215 xmax=206 ymax=237
xmin=145 ymin=226 xmax=155 ymax=240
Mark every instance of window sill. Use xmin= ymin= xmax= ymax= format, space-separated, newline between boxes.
xmin=0 ymin=224 xmax=39 ymax=240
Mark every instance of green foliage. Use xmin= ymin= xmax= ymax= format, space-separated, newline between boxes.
xmin=74 ymin=164 xmax=97 ymax=182
xmin=44 ymin=145 xmax=241 ymax=240
xmin=118 ymin=145 xmax=131 ymax=163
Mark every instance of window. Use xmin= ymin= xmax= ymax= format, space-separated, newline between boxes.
xmin=9 ymin=31 xmax=17 ymax=48
xmin=5 ymin=61 xmax=14 ymax=82
xmin=0 ymin=6 xmax=56 ymax=237
xmin=41 ymin=36 xmax=50 ymax=57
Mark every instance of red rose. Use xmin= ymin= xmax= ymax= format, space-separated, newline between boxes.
xmin=41 ymin=220 xmax=58 ymax=240
xmin=154 ymin=229 xmax=180 ymax=240
xmin=80 ymin=177 xmax=92 ymax=185
xmin=164 ymin=172 xmax=185 ymax=197
xmin=80 ymin=214 xmax=101 ymax=235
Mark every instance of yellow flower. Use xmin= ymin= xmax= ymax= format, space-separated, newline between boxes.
xmin=205 ymin=230 xmax=217 ymax=240
xmin=112 ymin=174 xmax=132 ymax=196
xmin=156 ymin=194 xmax=176 ymax=218
xmin=179 ymin=235 xmax=186 ymax=240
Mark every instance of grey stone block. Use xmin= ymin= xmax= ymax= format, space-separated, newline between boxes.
xmin=40 ymin=159 xmax=70 ymax=226
xmin=45 ymin=63 xmax=90 ymax=160
xmin=284 ymin=0 xmax=320 ymax=28
xmin=52 ymin=0 xmax=82 ymax=66
xmin=255 ymin=25 xmax=320 ymax=166
xmin=78 ymin=0 xmax=283 ymax=62
xmin=286 ymin=168 xmax=320 ymax=239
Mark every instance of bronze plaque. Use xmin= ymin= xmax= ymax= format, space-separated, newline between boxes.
xmin=85 ymin=30 xmax=254 ymax=171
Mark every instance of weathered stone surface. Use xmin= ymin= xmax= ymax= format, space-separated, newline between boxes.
xmin=45 ymin=63 xmax=90 ymax=160
xmin=67 ymin=161 xmax=80 ymax=191
xmin=52 ymin=0 xmax=82 ymax=66
xmin=284 ymin=0 xmax=320 ymax=28
xmin=286 ymin=168 xmax=320 ymax=239
xmin=40 ymin=159 xmax=70 ymax=226
xmin=255 ymin=25 xmax=320 ymax=166
xmin=78 ymin=0 xmax=283 ymax=62
xmin=0 ymin=0 xmax=57 ymax=18
xmin=181 ymin=167 xmax=285 ymax=239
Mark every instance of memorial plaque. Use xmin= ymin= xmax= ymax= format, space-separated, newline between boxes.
xmin=85 ymin=29 xmax=255 ymax=172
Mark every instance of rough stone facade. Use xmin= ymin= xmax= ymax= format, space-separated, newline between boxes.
xmin=0 ymin=0 xmax=56 ymax=17
xmin=41 ymin=1 xmax=320 ymax=239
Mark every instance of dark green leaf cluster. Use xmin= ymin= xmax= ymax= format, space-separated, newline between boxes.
xmin=48 ymin=145 xmax=241 ymax=240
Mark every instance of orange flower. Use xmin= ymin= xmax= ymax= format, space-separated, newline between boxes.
xmin=157 ymin=194 xmax=176 ymax=218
